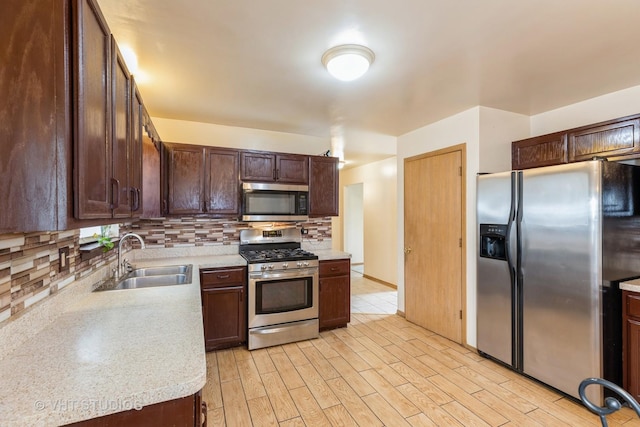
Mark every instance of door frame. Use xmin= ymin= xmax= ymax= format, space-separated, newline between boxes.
xmin=403 ymin=143 xmax=467 ymax=345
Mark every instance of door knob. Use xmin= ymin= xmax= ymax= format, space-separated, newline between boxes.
xmin=404 ymin=247 xmax=412 ymax=254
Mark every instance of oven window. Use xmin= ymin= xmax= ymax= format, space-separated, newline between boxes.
xmin=256 ymin=277 xmax=313 ymax=314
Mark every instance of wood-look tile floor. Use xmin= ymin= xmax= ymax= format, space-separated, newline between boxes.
xmin=203 ymin=312 xmax=640 ymax=426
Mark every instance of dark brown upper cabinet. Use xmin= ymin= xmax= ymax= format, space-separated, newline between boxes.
xmin=1 ymin=0 xmax=154 ymax=233
xmin=241 ymin=150 xmax=309 ymax=184
xmin=512 ymin=132 xmax=568 ymax=170
xmin=568 ymin=116 xmax=640 ymax=162
xmin=309 ymin=156 xmax=339 ymax=217
xmin=74 ymin=5 xmax=142 ymax=221
xmin=111 ymin=37 xmax=133 ymax=218
xmin=513 ymin=113 xmax=640 ymax=170
xmin=73 ymin=0 xmax=113 ymax=219
xmin=0 ymin=0 xmax=72 ymax=232
xmin=130 ymin=79 xmax=144 ymax=216
xmin=164 ymin=143 xmax=240 ymax=217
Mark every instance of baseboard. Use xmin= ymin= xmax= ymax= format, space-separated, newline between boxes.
xmin=362 ymin=274 xmax=397 ymax=289
xmin=396 ymin=310 xmax=405 ymax=318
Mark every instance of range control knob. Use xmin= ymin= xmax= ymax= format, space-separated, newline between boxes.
xmin=296 ymin=262 xmax=303 ymax=268
xmin=303 ymin=261 xmax=310 ymax=267
xmin=268 ymin=264 xmax=274 ymax=270
xmin=261 ymin=265 xmax=268 ymax=271
xmin=282 ymin=263 xmax=289 ymax=269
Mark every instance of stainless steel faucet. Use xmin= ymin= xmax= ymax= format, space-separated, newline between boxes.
xmin=117 ymin=232 xmax=146 ymax=278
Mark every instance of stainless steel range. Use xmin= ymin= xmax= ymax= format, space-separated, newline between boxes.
xmin=239 ymin=227 xmax=319 ymax=350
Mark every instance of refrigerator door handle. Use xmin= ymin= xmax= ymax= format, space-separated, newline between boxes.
xmin=504 ymin=171 xmax=517 ymax=280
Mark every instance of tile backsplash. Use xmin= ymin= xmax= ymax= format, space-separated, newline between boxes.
xmin=0 ymin=217 xmax=332 ymax=325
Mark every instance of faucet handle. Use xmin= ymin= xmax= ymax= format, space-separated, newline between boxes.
xmin=122 ymin=258 xmax=134 ymax=273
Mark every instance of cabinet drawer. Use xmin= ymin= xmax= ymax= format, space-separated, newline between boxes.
xmin=200 ymin=267 xmax=246 ymax=288
xmin=626 ymin=291 xmax=640 ymax=318
xmin=319 ymin=259 xmax=350 ymax=277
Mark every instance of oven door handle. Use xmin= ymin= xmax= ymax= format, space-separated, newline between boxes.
xmin=249 ymin=269 xmax=318 ymax=280
xmin=250 ymin=319 xmax=318 ymax=335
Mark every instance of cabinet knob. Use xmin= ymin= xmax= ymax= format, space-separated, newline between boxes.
xmin=404 ymin=247 xmax=412 ymax=255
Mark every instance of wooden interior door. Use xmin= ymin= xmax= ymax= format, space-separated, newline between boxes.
xmin=404 ymin=144 xmax=465 ymax=344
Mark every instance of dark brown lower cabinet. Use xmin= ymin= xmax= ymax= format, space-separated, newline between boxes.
xmin=65 ymin=390 xmax=205 ymax=426
xmin=200 ymin=267 xmax=247 ymax=351
xmin=623 ymin=290 xmax=640 ymax=400
xmin=319 ymin=259 xmax=351 ymax=331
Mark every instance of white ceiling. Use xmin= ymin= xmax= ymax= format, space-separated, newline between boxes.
xmin=98 ymin=0 xmax=640 ymax=163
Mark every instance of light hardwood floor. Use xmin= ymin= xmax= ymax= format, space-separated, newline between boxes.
xmin=203 ymin=273 xmax=640 ymax=426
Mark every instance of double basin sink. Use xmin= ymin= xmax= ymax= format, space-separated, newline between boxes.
xmin=95 ymin=264 xmax=193 ymax=291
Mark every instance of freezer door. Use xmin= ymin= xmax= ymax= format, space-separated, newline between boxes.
xmin=477 ymin=171 xmax=516 ymax=366
xmin=520 ymin=161 xmax=602 ymax=402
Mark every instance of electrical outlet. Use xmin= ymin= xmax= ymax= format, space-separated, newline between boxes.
xmin=300 ymin=227 xmax=308 ymax=235
xmin=59 ymin=247 xmax=69 ymax=273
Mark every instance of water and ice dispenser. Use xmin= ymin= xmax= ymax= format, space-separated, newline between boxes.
xmin=479 ymin=224 xmax=507 ymax=260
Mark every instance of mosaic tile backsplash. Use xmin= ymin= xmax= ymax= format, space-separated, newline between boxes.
xmin=0 ymin=217 xmax=332 ymax=324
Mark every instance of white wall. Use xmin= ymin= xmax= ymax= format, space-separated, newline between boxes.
xmin=335 ymin=157 xmax=398 ymax=285
xmin=152 ymin=117 xmax=331 ymax=155
xmin=531 ymin=84 xmax=640 ymax=136
xmin=479 ymin=107 xmax=530 ymax=173
xmin=344 ymin=183 xmax=364 ymax=264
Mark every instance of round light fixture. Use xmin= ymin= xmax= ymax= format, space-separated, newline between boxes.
xmin=321 ymin=44 xmax=375 ymax=82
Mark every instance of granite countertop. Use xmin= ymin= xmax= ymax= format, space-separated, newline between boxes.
xmin=0 ymin=253 xmax=246 ymax=426
xmin=621 ymin=277 xmax=640 ymax=293
xmin=0 ymin=244 xmax=350 ymax=425
xmin=312 ymin=249 xmax=351 ymax=261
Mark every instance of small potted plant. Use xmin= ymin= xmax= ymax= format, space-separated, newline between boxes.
xmin=94 ymin=225 xmax=115 ymax=252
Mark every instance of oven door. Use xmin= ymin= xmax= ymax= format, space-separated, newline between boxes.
xmin=248 ymin=268 xmax=318 ymax=329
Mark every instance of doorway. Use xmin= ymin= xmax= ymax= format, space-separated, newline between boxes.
xmin=404 ymin=144 xmax=466 ymax=344
xmin=344 ymin=183 xmax=364 ymax=268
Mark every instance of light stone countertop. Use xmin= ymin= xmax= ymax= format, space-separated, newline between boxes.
xmin=312 ymin=249 xmax=352 ymax=261
xmin=0 ymin=253 xmax=246 ymax=427
xmin=621 ymin=277 xmax=640 ymax=293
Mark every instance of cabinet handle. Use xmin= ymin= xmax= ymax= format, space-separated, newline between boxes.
xmin=240 ymin=289 xmax=243 ymax=302
xmin=201 ymin=401 xmax=208 ymax=427
xmin=330 ymin=267 xmax=339 ymax=271
xmin=111 ymin=178 xmax=120 ymax=209
xmin=130 ymin=187 xmax=141 ymax=211
xmin=276 ymin=168 xmax=280 ymax=180
xmin=273 ymin=168 xmax=277 ymax=180
xmin=162 ymin=199 xmax=167 ymax=214
xmin=217 ymin=274 xmax=230 ymax=279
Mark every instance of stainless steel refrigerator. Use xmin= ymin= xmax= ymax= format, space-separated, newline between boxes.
xmin=477 ymin=159 xmax=640 ymax=404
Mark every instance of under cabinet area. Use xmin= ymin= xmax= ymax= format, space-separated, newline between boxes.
xmin=241 ymin=150 xmax=309 ymax=184
xmin=319 ymin=259 xmax=351 ymax=331
xmin=200 ymin=266 xmax=247 ymax=351
xmin=623 ymin=290 xmax=640 ymax=401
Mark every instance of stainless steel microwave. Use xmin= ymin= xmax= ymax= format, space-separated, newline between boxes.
xmin=241 ymin=182 xmax=309 ymax=221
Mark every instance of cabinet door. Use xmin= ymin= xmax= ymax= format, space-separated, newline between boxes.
xmin=74 ymin=0 xmax=112 ymax=219
xmin=202 ymin=286 xmax=246 ymax=350
xmin=206 ymin=148 xmax=240 ymax=216
xmin=276 ymin=154 xmax=309 ymax=184
xmin=319 ymin=275 xmax=351 ymax=330
xmin=569 ymin=117 xmax=640 ymax=162
xmin=0 ymin=0 xmax=69 ymax=232
xmin=511 ymin=132 xmax=567 ymax=170
xmin=130 ymin=80 xmax=144 ymax=216
xmin=111 ymin=38 xmax=132 ymax=218
xmin=241 ymin=151 xmax=276 ymax=181
xmin=309 ymin=156 xmax=339 ymax=216
xmin=166 ymin=144 xmax=205 ymax=214
xmin=624 ymin=291 xmax=640 ymax=400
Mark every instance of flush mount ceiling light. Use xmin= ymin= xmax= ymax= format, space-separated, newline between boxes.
xmin=321 ymin=44 xmax=375 ymax=82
